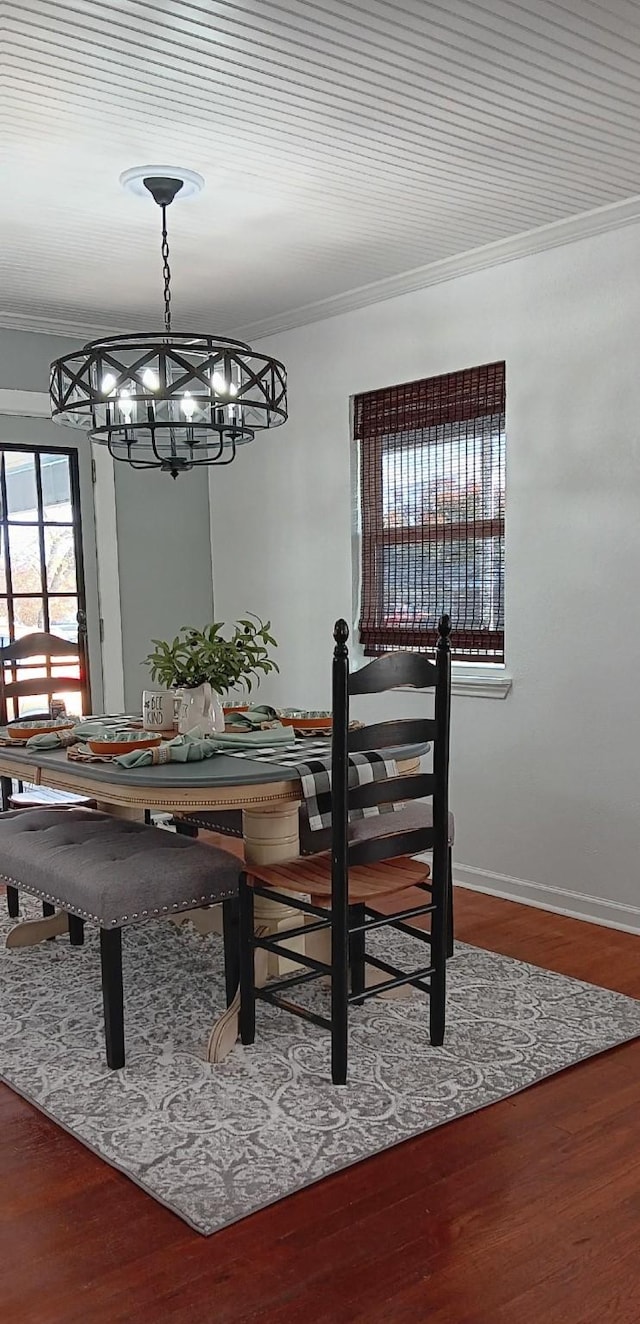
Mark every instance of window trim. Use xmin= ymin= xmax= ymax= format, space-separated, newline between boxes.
xmin=353 ymin=362 xmax=506 ymax=665
xmin=350 ymin=396 xmax=510 ymax=696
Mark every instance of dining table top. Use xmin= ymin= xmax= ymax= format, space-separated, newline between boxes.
xmin=0 ymin=738 xmax=428 ymax=811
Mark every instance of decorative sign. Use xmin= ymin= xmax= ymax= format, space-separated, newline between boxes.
xmin=142 ymin=691 xmax=175 ymax=731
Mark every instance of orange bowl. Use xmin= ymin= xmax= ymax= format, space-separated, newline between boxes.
xmin=279 ymin=710 xmax=332 ymax=732
xmin=8 ymin=721 xmax=74 ymax=741
xmin=87 ymin=734 xmax=162 ymax=756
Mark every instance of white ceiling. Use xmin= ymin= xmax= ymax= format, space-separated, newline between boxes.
xmin=3 ymin=0 xmax=640 ymax=341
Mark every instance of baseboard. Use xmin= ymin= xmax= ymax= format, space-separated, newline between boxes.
xmin=453 ymin=863 xmax=640 ymax=936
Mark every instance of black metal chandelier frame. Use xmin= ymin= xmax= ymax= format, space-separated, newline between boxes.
xmin=50 ymin=331 xmax=287 ymax=473
xmin=49 ymin=171 xmax=288 ymax=476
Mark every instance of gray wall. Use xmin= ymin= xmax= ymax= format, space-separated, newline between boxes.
xmin=114 ymin=463 xmax=214 ymax=710
xmin=0 ymin=327 xmax=215 ymax=711
xmin=0 ymin=328 xmax=79 ymax=390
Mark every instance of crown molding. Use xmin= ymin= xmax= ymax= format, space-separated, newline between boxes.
xmin=2 ymin=192 xmax=640 ymax=346
xmin=0 ymin=311 xmax=129 ymax=340
xmin=231 ymin=192 xmax=640 ymax=342
xmin=0 ymin=389 xmax=51 ymax=417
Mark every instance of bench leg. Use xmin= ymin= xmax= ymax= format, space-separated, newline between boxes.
xmin=6 ymin=885 xmax=19 ymax=919
xmin=222 ymin=895 xmax=240 ymax=1007
xmin=42 ymin=900 xmax=57 ymax=940
xmin=100 ymin=927 xmax=124 ymax=1069
xmin=68 ymin=915 xmax=85 ymax=947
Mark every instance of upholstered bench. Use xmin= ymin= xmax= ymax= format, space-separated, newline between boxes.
xmin=0 ymin=808 xmax=241 ymax=1069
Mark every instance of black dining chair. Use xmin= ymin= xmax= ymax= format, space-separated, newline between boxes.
xmin=238 ymin=614 xmax=452 ymax=1086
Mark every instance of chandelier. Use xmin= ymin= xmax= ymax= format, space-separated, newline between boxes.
xmin=49 ymin=167 xmax=287 ymax=477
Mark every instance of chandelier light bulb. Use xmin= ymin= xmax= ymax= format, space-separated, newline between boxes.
xmin=102 ymin=372 xmax=116 ymax=394
xmin=118 ymin=389 xmax=134 ymax=423
xmin=181 ymin=391 xmax=196 ymax=420
xmin=142 ymin=367 xmax=159 ymax=390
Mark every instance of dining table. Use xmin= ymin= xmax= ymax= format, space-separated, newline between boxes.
xmin=0 ymin=736 xmax=425 ymax=1061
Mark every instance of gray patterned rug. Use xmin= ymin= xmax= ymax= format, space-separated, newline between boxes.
xmin=1 ymin=905 xmax=639 ymax=1236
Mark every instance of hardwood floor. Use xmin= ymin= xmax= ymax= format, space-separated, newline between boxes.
xmin=2 ymin=888 xmax=639 ymax=1324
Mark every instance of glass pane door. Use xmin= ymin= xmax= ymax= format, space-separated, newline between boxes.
xmin=0 ymin=446 xmax=90 ymax=719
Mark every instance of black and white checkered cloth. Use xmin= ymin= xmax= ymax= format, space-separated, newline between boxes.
xmin=228 ymin=735 xmax=331 ymax=767
xmin=228 ymin=737 xmax=398 ymax=834
xmin=296 ymin=750 xmax=398 ymax=832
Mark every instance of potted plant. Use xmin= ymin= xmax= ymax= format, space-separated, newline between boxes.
xmin=144 ymin=616 xmax=278 ymax=734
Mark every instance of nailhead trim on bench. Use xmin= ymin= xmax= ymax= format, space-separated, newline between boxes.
xmin=0 ymin=870 xmax=237 ymax=927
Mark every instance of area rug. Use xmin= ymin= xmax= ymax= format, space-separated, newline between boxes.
xmin=1 ymin=906 xmax=639 ymax=1236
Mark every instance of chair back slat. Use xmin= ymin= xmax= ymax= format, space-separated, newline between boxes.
xmin=0 ymin=633 xmax=80 ymax=663
xmin=347 ymin=772 xmax=434 ymax=811
xmin=1 ymin=677 xmax=83 ymax=700
xmin=348 ymin=826 xmax=434 ymax=868
xmin=347 ymin=718 xmax=435 ymax=753
xmin=349 ymin=652 xmax=437 ymax=694
xmin=0 ymin=631 xmax=85 ymax=725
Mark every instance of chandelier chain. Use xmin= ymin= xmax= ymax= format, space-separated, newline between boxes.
xmin=161 ymin=204 xmax=172 ymax=334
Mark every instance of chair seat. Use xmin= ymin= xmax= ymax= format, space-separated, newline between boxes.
xmin=248 ymin=851 xmax=431 ymax=902
xmin=300 ymin=801 xmax=455 ymax=855
xmin=349 ymin=803 xmax=455 ymax=848
xmin=9 ymin=792 xmax=97 ymax=810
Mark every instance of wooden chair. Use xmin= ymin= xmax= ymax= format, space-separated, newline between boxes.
xmin=0 ymin=631 xmax=94 ymax=919
xmin=238 ymin=615 xmax=452 ymax=1085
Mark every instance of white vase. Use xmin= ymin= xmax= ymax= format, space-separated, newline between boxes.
xmin=177 ymin=683 xmax=224 ymax=736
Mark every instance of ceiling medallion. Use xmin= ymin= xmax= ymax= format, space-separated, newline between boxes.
xmin=49 ymin=166 xmax=287 ymax=477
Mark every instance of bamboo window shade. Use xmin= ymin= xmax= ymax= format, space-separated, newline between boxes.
xmin=355 ymin=361 xmax=505 ymax=663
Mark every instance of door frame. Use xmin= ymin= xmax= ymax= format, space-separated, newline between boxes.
xmin=0 ymin=440 xmax=92 ymax=712
xmin=0 ymin=389 xmax=125 ymax=714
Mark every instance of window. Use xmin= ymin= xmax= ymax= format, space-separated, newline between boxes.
xmin=355 ymin=361 xmax=505 ymax=664
xmin=0 ymin=445 xmax=91 ymax=716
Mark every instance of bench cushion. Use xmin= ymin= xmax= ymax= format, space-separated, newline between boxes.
xmin=0 ymin=808 xmax=239 ymax=927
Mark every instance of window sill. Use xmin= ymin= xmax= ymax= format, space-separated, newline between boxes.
xmin=392 ymin=671 xmax=512 ymax=700
xmin=451 ymin=670 xmax=512 ymax=699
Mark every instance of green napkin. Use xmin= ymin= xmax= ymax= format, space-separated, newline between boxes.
xmin=25 ymin=719 xmax=126 ymax=749
xmin=72 ymin=720 xmax=113 ymax=739
xmin=26 ymin=730 xmax=77 ymax=750
xmin=225 ymin=705 xmax=279 ymax=730
xmin=209 ymin=725 xmax=293 ymax=747
xmin=115 ymin=735 xmax=214 ymax=768
xmin=115 ymin=725 xmax=294 ymax=769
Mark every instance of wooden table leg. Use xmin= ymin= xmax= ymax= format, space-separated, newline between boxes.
xmin=6 ymin=910 xmax=70 ymax=948
xmin=206 ymin=800 xmax=304 ymax=1063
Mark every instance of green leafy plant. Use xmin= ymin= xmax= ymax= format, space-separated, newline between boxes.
xmin=144 ymin=615 xmax=278 ymax=698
